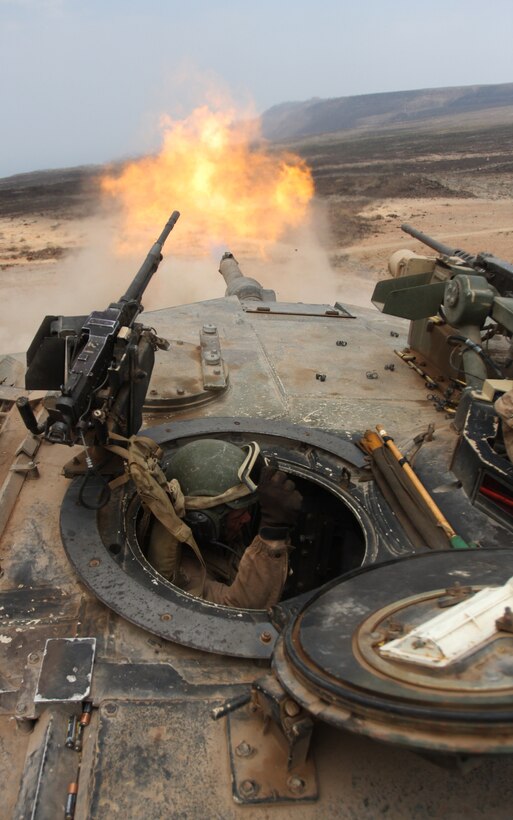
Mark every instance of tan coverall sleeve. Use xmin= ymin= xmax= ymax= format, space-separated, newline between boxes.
xmin=180 ymin=534 xmax=289 ymax=609
xmin=495 ymin=388 xmax=513 ymax=462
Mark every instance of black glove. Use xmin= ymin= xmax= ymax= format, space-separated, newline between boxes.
xmin=257 ymin=467 xmax=302 ymax=535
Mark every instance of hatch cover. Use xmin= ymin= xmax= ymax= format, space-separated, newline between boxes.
xmin=143 ymin=336 xmax=228 ymax=411
xmin=274 ymin=548 xmax=513 ymax=754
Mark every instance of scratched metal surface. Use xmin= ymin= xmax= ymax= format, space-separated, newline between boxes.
xmin=144 ymin=297 xmax=434 ymax=432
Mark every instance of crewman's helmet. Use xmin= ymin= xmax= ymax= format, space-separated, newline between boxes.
xmin=164 ymin=438 xmax=261 ymax=542
xmin=165 ymin=438 xmax=260 ymax=507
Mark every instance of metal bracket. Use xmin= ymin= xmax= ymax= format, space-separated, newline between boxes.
xmin=9 ymin=460 xmax=39 ymax=478
xmin=251 ymin=675 xmax=314 ymax=770
xmin=62 ymin=447 xmax=123 ymax=478
xmin=227 ymin=679 xmax=317 ymax=804
xmin=200 ymin=324 xmax=228 ymax=390
xmin=15 ymin=435 xmax=40 ymax=459
xmin=496 ymin=606 xmax=513 ymax=633
xmin=438 ymin=582 xmax=474 ymax=608
xmin=10 ymin=434 xmax=41 ymax=476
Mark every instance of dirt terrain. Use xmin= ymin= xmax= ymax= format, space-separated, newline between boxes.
xmin=0 ymin=118 xmax=512 ymax=353
xmin=294 ymin=119 xmax=513 ymax=259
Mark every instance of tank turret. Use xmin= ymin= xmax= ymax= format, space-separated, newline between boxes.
xmin=2 ymin=216 xmax=513 ymax=818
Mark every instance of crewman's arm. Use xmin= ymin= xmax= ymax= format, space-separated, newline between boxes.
xmin=203 ymin=467 xmax=302 ymax=608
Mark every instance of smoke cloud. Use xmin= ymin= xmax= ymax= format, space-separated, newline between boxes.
xmin=0 ymin=198 xmax=375 ymax=357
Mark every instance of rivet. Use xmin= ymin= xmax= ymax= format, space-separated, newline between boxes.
xmin=28 ymin=652 xmax=40 ymax=664
xmin=287 ymin=775 xmax=306 ymax=795
xmin=160 ymin=613 xmax=172 ymax=622
xmin=104 ymin=702 xmax=118 ymax=715
xmin=239 ymin=779 xmax=259 ymax=798
xmin=235 ymin=740 xmax=254 ymax=758
xmin=260 ymin=631 xmax=272 ymax=644
xmin=205 ymin=351 xmax=220 ymax=364
xmin=283 ymin=699 xmax=301 ymax=717
xmin=89 ymin=558 xmax=101 ymax=567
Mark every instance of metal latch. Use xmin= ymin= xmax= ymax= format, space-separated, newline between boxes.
xmin=10 ymin=434 xmax=40 ymax=477
xmin=9 ymin=460 xmax=39 ymax=478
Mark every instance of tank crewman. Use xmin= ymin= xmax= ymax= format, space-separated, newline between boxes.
xmin=146 ymin=440 xmax=303 ymax=609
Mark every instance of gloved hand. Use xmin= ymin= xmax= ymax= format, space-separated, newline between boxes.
xmin=257 ymin=466 xmax=302 ymax=529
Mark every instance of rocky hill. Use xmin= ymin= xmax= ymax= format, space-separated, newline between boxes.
xmin=261 ymin=83 xmax=513 ymax=142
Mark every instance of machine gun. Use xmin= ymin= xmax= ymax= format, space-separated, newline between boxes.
xmin=372 ymin=223 xmax=513 ymax=389
xmin=17 ymin=211 xmax=180 ymax=446
xmin=401 ymin=223 xmax=513 ymax=298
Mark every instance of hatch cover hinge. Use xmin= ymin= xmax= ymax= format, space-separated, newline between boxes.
xmin=226 ymin=674 xmax=317 ymax=804
xmin=242 ymin=301 xmax=355 ymax=319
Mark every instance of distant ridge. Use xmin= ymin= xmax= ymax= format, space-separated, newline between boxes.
xmin=261 ymin=83 xmax=513 ymax=141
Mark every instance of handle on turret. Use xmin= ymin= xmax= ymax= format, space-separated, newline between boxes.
xmin=16 ymin=396 xmax=44 ymax=435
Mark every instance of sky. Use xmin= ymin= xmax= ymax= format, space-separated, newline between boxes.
xmin=1 ymin=0 xmax=513 ymax=178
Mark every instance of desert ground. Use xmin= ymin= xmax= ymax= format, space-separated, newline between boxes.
xmin=0 ymin=118 xmax=512 ymax=353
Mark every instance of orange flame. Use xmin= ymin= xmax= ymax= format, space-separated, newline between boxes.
xmin=101 ymin=106 xmax=314 ymax=255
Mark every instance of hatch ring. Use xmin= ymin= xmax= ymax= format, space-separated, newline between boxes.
xmin=60 ymin=418 xmax=376 ymax=659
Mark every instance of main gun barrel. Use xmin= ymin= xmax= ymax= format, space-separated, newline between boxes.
xmin=120 ymin=210 xmax=180 ymax=304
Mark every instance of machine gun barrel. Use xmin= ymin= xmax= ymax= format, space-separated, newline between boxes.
xmin=401 ymin=224 xmax=477 ymax=265
xmin=402 ymin=222 xmax=485 ymax=268
xmin=402 ymin=223 xmax=513 ymax=294
xmin=401 ymin=224 xmax=460 ymax=258
xmin=120 ymin=210 xmax=180 ymax=304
